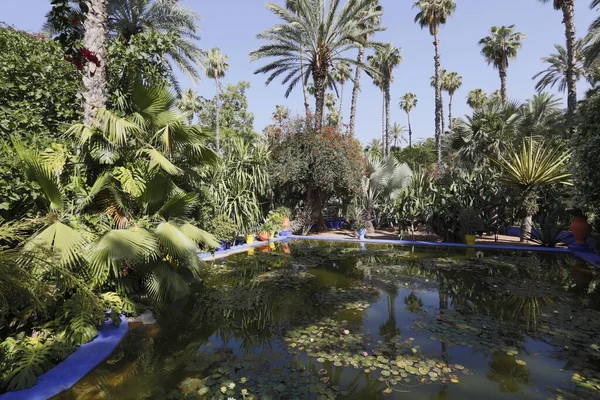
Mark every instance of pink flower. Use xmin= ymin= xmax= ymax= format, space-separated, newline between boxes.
xmin=362 ymin=351 xmax=368 ymax=357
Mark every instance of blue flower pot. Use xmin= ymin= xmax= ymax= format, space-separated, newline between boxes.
xmin=356 ymin=229 xmax=367 ymax=240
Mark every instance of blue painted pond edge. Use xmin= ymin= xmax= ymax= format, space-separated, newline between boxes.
xmin=0 ymin=315 xmax=128 ymax=400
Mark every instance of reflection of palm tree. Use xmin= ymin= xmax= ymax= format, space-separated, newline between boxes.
xmin=487 ymin=351 xmax=532 ymax=393
xmin=403 ymin=291 xmax=423 ymax=313
xmin=379 ymin=286 xmax=400 ymax=340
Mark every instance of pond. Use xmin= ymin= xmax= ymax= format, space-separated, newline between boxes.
xmin=54 ymin=241 xmax=600 ymax=400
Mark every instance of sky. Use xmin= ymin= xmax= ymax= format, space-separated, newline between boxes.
xmin=1 ymin=0 xmax=597 ymax=145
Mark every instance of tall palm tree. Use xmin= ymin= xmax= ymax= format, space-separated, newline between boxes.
xmin=251 ymin=0 xmax=383 ymax=131
xmin=413 ymin=0 xmax=456 ymax=167
xmin=205 ymin=48 xmax=229 ymax=152
xmin=391 ymin=122 xmax=408 ymax=149
xmin=538 ymin=0 xmax=577 ymax=125
xmin=533 ymin=41 xmax=591 ymax=93
xmin=367 ymin=44 xmax=403 ymax=156
xmin=332 ymin=61 xmax=353 ymax=119
xmin=430 ymin=68 xmax=448 ymax=134
xmin=467 ymin=88 xmax=488 ymax=110
xmin=285 ymin=0 xmax=311 ymax=116
xmin=444 ymin=71 xmax=463 ymax=130
xmin=584 ymin=0 xmax=600 ymax=70
xmin=349 ymin=0 xmax=383 ymax=137
xmin=399 ymin=93 xmax=418 ymax=147
xmin=479 ymin=25 xmax=525 ymax=103
xmin=177 ymin=89 xmax=202 ymax=124
xmin=82 ymin=0 xmax=109 ymax=127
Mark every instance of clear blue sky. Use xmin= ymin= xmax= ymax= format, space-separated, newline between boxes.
xmin=1 ymin=0 xmax=597 ymax=145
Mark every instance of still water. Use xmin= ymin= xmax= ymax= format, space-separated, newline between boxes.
xmin=56 ymin=241 xmax=600 ymax=399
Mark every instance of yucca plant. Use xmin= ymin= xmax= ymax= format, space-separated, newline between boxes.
xmin=491 ymin=138 xmax=572 ymax=241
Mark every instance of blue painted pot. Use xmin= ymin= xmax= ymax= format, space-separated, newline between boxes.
xmin=356 ymin=229 xmax=367 ymax=240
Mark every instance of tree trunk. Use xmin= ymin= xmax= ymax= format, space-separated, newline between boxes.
xmin=407 ymin=112 xmax=412 ymax=147
xmin=314 ymin=68 xmax=327 ymax=131
xmin=440 ymin=91 xmax=445 ymax=134
xmin=215 ymin=77 xmax=221 ymax=151
xmin=562 ymin=3 xmax=577 ymax=133
xmin=339 ymin=83 xmax=344 ymax=121
xmin=499 ymin=64 xmax=507 ymax=103
xmin=433 ymin=33 xmax=442 ymax=167
xmin=82 ymin=0 xmax=108 ymax=127
xmin=448 ymin=93 xmax=453 ymax=131
xmin=381 ymin=91 xmax=385 ymax=155
xmin=520 ymin=213 xmax=533 ymax=242
xmin=385 ymin=85 xmax=391 ymax=157
xmin=349 ymin=47 xmax=364 ymax=136
xmin=301 ymin=57 xmax=311 ymax=117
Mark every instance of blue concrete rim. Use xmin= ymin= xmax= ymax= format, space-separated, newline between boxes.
xmin=0 ymin=315 xmax=129 ymax=400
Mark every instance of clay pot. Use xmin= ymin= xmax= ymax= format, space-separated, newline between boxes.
xmin=570 ymin=216 xmax=592 ymax=246
xmin=280 ymin=217 xmax=290 ymax=230
xmin=258 ymin=231 xmax=271 ymax=241
xmin=282 ymin=243 xmax=291 ymax=254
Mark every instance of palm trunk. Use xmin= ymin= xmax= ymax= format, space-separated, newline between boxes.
xmin=339 ymin=83 xmax=344 ymax=121
xmin=314 ymin=68 xmax=327 ymax=131
xmin=215 ymin=77 xmax=221 ymax=151
xmin=381 ymin=91 xmax=385 ymax=154
xmin=433 ymin=33 xmax=442 ymax=167
xmin=301 ymin=58 xmax=311 ymax=117
xmin=82 ymin=0 xmax=108 ymax=127
xmin=448 ymin=93 xmax=453 ymax=131
xmin=349 ymin=47 xmax=364 ymax=136
xmin=520 ymin=213 xmax=533 ymax=242
xmin=407 ymin=112 xmax=412 ymax=147
xmin=441 ymin=91 xmax=445 ymax=134
xmin=562 ymin=3 xmax=577 ymax=132
xmin=499 ymin=64 xmax=508 ymax=103
xmin=385 ymin=85 xmax=391 ymax=157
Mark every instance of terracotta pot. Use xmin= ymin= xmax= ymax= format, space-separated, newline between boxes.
xmin=280 ymin=217 xmax=290 ymax=230
xmin=570 ymin=216 xmax=592 ymax=246
xmin=282 ymin=243 xmax=291 ymax=254
xmin=258 ymin=231 xmax=271 ymax=241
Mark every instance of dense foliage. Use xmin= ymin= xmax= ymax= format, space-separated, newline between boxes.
xmin=574 ymin=90 xmax=600 ymax=215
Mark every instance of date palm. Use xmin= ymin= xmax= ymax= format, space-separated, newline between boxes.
xmin=205 ymin=48 xmax=229 ymax=152
xmin=533 ymin=41 xmax=590 ymax=94
xmin=585 ymin=0 xmax=600 ymax=69
xmin=332 ymin=61 xmax=353 ymax=119
xmin=430 ymin=69 xmax=447 ymax=134
xmin=399 ymin=93 xmax=418 ymax=147
xmin=443 ymin=71 xmax=463 ymax=130
xmin=349 ymin=0 xmax=383 ymax=137
xmin=367 ymin=44 xmax=403 ymax=156
xmin=285 ymin=0 xmax=311 ymax=116
xmin=414 ymin=0 xmax=456 ymax=167
xmin=479 ymin=25 xmax=525 ymax=103
xmin=538 ymin=0 xmax=577 ymax=125
xmin=467 ymin=88 xmax=488 ymax=110
xmin=251 ymin=0 xmax=383 ymax=131
xmin=82 ymin=0 xmax=109 ymax=127
xmin=177 ymin=88 xmax=202 ymax=124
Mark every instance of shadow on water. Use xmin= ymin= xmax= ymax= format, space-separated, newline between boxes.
xmin=53 ymin=241 xmax=600 ymax=399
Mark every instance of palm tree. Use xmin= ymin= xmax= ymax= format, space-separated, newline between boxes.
xmin=332 ymin=61 xmax=353 ymax=119
xmin=285 ymin=0 xmax=311 ymax=116
xmin=431 ymin=69 xmax=448 ymax=133
xmin=367 ymin=44 xmax=402 ymax=156
xmin=399 ymin=93 xmax=418 ymax=147
xmin=391 ymin=122 xmax=408 ymax=149
xmin=107 ymin=0 xmax=203 ymax=84
xmin=479 ymin=25 xmax=525 ymax=103
xmin=584 ymin=0 xmax=600 ymax=70
xmin=521 ymin=93 xmax=563 ymax=138
xmin=251 ymin=0 xmax=383 ymax=131
xmin=349 ymin=0 xmax=383 ymax=137
xmin=467 ymin=88 xmax=488 ymax=110
xmin=492 ymin=138 xmax=572 ymax=241
xmin=444 ymin=72 xmax=463 ymax=131
xmin=538 ymin=0 xmax=577 ymax=125
xmin=82 ymin=0 xmax=109 ymax=127
xmin=177 ymin=89 xmax=202 ymax=124
xmin=533 ymin=41 xmax=591 ymax=94
xmin=205 ymin=48 xmax=229 ymax=152
xmin=413 ymin=0 xmax=456 ymax=167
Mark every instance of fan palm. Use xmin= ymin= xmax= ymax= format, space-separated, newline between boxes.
xmin=443 ymin=71 xmax=462 ymax=130
xmin=520 ymin=93 xmax=563 ymax=138
xmin=414 ymin=0 xmax=456 ymax=167
xmin=479 ymin=25 xmax=525 ymax=103
xmin=349 ymin=0 xmax=383 ymax=137
xmin=399 ymin=93 xmax=418 ymax=147
xmin=533 ymin=41 xmax=591 ymax=94
xmin=391 ymin=122 xmax=408 ymax=149
xmin=332 ymin=61 xmax=353 ymax=119
xmin=205 ymin=48 xmax=229 ymax=152
xmin=538 ymin=0 xmax=577 ymax=123
xmin=177 ymin=88 xmax=202 ymax=124
xmin=251 ymin=0 xmax=384 ymax=131
xmin=491 ymin=138 xmax=572 ymax=241
xmin=367 ymin=44 xmax=403 ymax=156
xmin=82 ymin=0 xmax=109 ymax=127
xmin=467 ymin=88 xmax=488 ymax=111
